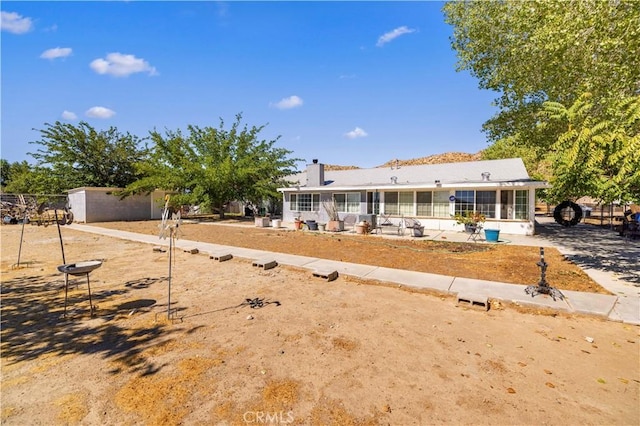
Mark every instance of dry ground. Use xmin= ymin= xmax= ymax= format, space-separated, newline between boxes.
xmin=95 ymin=218 xmax=605 ymax=294
xmin=1 ymin=223 xmax=638 ymax=425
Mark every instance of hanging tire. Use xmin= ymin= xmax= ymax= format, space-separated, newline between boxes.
xmin=553 ymin=201 xmax=583 ymax=227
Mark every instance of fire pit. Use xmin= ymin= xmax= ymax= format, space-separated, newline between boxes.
xmin=58 ymin=260 xmax=102 ymax=317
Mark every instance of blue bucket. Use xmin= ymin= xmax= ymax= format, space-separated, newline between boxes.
xmin=484 ymin=229 xmax=500 ymax=242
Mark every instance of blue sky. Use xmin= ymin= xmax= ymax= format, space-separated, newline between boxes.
xmin=1 ymin=1 xmax=497 ymax=169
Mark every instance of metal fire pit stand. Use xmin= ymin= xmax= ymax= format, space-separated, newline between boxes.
xmin=525 ymin=247 xmax=565 ymax=301
xmin=58 ymin=261 xmax=102 ymax=317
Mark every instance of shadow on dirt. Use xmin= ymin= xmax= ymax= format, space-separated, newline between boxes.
xmin=0 ymin=273 xmax=178 ymax=376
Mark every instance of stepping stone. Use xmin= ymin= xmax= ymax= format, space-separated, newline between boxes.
xmin=209 ymin=253 xmax=233 ymax=262
xmin=456 ymin=293 xmax=489 ymax=311
xmin=183 ymin=248 xmax=199 ymax=254
xmin=252 ymin=258 xmax=278 ymax=270
xmin=312 ymin=269 xmax=338 ymax=282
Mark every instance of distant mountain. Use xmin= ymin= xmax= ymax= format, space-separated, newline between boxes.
xmin=324 ymin=152 xmax=483 ymax=171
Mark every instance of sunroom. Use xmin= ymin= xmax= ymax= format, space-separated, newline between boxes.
xmin=278 ymin=158 xmax=549 ymax=236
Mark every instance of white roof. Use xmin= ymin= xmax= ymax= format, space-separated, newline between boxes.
xmin=280 ymin=158 xmax=548 ymax=191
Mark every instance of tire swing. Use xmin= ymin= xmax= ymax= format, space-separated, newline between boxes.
xmin=553 ymin=201 xmax=583 ymax=227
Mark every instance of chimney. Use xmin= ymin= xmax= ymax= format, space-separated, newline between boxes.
xmin=307 ymin=160 xmax=325 ymax=187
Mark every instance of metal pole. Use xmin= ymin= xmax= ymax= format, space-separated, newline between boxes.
xmin=86 ymin=273 xmax=94 ymax=316
xmin=55 ymin=210 xmax=66 ymax=264
xmin=63 ymin=273 xmax=69 ymax=317
xmin=16 ymin=212 xmax=28 ymax=267
xmin=168 ymin=231 xmax=172 ymax=319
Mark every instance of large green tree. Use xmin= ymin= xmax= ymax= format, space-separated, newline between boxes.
xmin=541 ymin=93 xmax=640 ymax=203
xmin=444 ymin=0 xmax=640 ymax=202
xmin=125 ymin=114 xmax=300 ymax=218
xmin=28 ymin=121 xmax=147 ymax=191
xmin=0 ymin=159 xmax=9 ymax=189
xmin=1 ymin=160 xmax=65 ymax=194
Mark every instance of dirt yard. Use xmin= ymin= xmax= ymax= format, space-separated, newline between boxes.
xmin=94 ymin=218 xmax=605 ymax=294
xmin=1 ymin=223 xmax=638 ymax=425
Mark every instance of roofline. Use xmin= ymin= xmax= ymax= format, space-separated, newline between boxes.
xmin=278 ymin=181 xmax=550 ymax=192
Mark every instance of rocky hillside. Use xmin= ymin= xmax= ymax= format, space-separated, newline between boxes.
xmin=324 ymin=151 xmax=483 ymax=171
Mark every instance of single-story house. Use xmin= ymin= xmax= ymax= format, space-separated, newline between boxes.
xmin=278 ymin=158 xmax=549 ymax=235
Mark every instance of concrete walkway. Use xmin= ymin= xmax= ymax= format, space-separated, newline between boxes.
xmin=67 ymin=219 xmax=639 ymax=325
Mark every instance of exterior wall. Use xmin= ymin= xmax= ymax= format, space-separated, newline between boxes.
xmin=284 ymin=192 xmax=368 ymax=223
xmin=67 ymin=190 xmax=88 ymax=223
xmin=281 ymin=186 xmax=539 ymax=235
xmin=68 ymin=188 xmax=169 ymax=223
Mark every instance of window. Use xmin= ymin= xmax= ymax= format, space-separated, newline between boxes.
xmin=454 ymin=191 xmax=475 ymax=215
xmin=384 ymin=192 xmax=398 ymax=215
xmin=416 ymin=191 xmax=432 ymax=216
xmin=515 ymin=190 xmax=529 ymax=219
xmin=454 ymin=190 xmax=496 ymax=218
xmin=383 ymin=191 xmax=414 ymax=216
xmin=433 ymin=191 xmax=450 ymax=217
xmin=399 ymin=192 xmax=413 ymax=215
xmin=476 ymin=191 xmax=496 ymax=218
xmin=290 ymin=193 xmax=319 ymax=212
xmin=333 ymin=192 xmax=360 ymax=213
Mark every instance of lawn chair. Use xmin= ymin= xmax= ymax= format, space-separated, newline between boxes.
xmin=466 ymin=223 xmax=483 ymax=242
xmin=342 ymin=214 xmax=358 ymax=233
xmin=402 ymin=217 xmax=424 ymax=237
xmin=376 ymin=213 xmax=394 ymax=234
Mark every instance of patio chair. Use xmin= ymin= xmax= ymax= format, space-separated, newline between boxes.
xmin=378 ymin=213 xmax=393 ymax=226
xmin=402 ymin=217 xmax=424 ymax=237
xmin=376 ymin=213 xmax=394 ymax=234
xmin=342 ymin=214 xmax=358 ymax=233
xmin=466 ymin=223 xmax=483 ymax=242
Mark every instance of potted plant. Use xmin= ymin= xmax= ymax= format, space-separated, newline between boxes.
xmin=322 ymin=199 xmax=344 ymax=232
xmin=453 ymin=211 xmax=485 ymax=232
xmin=355 ymin=220 xmax=371 ymax=234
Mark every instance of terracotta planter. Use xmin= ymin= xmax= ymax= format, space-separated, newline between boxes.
xmin=326 ymin=220 xmax=344 ymax=232
xmin=294 ymin=220 xmax=303 ymax=230
xmin=355 ymin=221 xmax=370 ymax=234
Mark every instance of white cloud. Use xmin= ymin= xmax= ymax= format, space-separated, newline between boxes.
xmin=270 ymin=95 xmax=303 ymax=110
xmin=1 ymin=11 xmax=33 ymax=34
xmin=41 ymin=47 xmax=72 ymax=60
xmin=344 ymin=127 xmax=368 ymax=139
xmin=376 ymin=26 xmax=416 ymax=47
xmin=61 ymin=110 xmax=77 ymax=120
xmin=85 ymin=106 xmax=116 ymax=119
xmin=90 ymin=52 xmax=158 ymax=77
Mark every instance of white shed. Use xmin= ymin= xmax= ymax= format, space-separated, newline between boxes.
xmin=67 ymin=187 xmax=168 ymax=223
